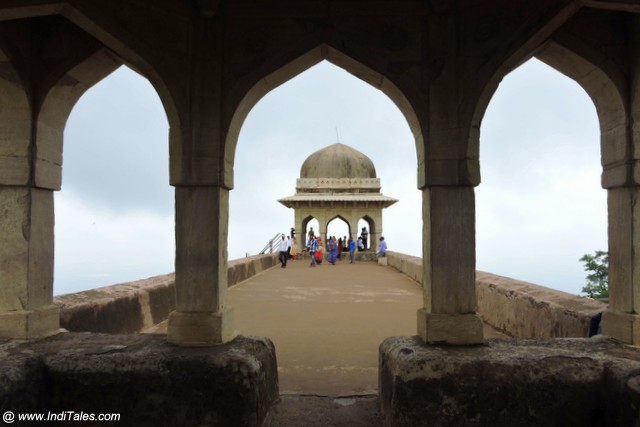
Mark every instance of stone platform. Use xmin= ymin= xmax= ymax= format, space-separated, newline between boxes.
xmin=0 ymin=333 xmax=278 ymax=427
xmin=379 ymin=336 xmax=640 ymax=427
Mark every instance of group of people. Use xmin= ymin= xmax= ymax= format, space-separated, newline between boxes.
xmin=303 ymin=227 xmax=386 ymax=267
xmin=305 ymin=234 xmax=355 ymax=267
xmin=277 ymin=226 xmax=387 ymax=269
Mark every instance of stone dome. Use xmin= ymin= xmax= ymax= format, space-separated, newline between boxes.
xmin=300 ymin=143 xmax=377 ymax=179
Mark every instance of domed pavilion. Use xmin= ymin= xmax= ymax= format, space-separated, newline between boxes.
xmin=278 ymin=143 xmax=397 ymax=251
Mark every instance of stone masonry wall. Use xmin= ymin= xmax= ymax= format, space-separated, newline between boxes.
xmin=386 ymin=252 xmax=607 ymax=338
xmin=55 ymin=251 xmax=606 ymax=338
xmin=55 ymin=254 xmax=279 ymax=334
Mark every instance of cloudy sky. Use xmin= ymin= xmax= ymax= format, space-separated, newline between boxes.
xmin=55 ymin=57 xmax=606 ymax=296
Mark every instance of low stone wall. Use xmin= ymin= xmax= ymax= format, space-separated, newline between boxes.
xmin=55 ymin=254 xmax=279 ymax=334
xmin=386 ymin=251 xmax=606 ymax=338
xmin=476 ymin=271 xmax=605 ymax=338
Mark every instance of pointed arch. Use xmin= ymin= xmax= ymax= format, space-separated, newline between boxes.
xmin=225 ymin=44 xmax=424 ymax=190
xmin=534 ymin=40 xmax=628 ymax=187
xmin=0 ymin=5 xmax=181 ymax=136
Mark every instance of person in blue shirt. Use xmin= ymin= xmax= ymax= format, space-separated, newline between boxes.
xmin=349 ymin=238 xmax=357 ymax=264
xmin=307 ymin=236 xmax=319 ymax=267
xmin=376 ymin=236 xmax=387 ymax=257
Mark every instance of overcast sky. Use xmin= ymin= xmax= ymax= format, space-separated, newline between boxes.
xmin=55 ymin=58 xmax=606 ymax=296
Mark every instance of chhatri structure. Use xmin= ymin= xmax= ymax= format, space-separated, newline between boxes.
xmin=278 ymin=143 xmax=397 ymax=251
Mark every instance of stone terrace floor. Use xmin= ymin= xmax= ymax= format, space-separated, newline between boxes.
xmin=150 ymin=257 xmax=505 ymax=397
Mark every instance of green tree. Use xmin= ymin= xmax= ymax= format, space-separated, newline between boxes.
xmin=580 ymin=250 xmax=609 ymax=299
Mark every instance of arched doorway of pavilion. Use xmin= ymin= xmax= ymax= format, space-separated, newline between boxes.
xmin=357 ymin=217 xmax=376 ymax=252
xmin=302 ymin=217 xmax=320 ymax=247
xmin=326 ymin=216 xmax=350 ymax=257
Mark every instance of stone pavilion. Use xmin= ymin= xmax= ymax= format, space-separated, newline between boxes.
xmin=278 ymin=143 xmax=397 ymax=252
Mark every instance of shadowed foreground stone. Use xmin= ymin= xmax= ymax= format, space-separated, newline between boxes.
xmin=380 ymin=336 xmax=640 ymax=427
xmin=0 ymin=333 xmax=278 ymax=427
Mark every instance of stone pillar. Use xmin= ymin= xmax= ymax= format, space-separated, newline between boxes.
xmin=370 ymin=210 xmax=383 ymax=253
xmin=601 ymin=18 xmax=640 ymax=345
xmin=167 ymin=186 xmax=235 ymax=346
xmin=317 ymin=216 xmax=328 ymax=247
xmin=294 ymin=210 xmax=304 ymax=253
xmin=603 ymin=188 xmax=640 ymax=343
xmin=0 ymin=187 xmax=59 ymax=339
xmin=417 ymin=186 xmax=484 ymax=344
xmin=0 ymin=49 xmax=62 ymax=339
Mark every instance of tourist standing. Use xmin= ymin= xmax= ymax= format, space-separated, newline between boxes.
xmin=278 ymin=234 xmax=288 ymax=268
xmin=287 ymin=236 xmax=292 ymax=259
xmin=337 ymin=238 xmax=343 ymax=260
xmin=307 ymin=236 xmax=318 ymax=267
xmin=315 ymin=237 xmax=323 ymax=264
xmin=291 ymin=238 xmax=298 ymax=260
xmin=361 ymin=227 xmax=368 ymax=250
xmin=327 ymin=237 xmax=337 ymax=265
xmin=349 ymin=238 xmax=356 ymax=264
xmin=376 ymin=236 xmax=387 ymax=257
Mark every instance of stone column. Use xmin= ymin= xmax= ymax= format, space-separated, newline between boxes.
xmin=603 ymin=188 xmax=640 ymax=343
xmin=294 ymin=209 xmax=304 ymax=254
xmin=601 ymin=18 xmax=640 ymax=344
xmin=317 ymin=216 xmax=328 ymax=248
xmin=417 ymin=186 xmax=484 ymax=344
xmin=0 ymin=188 xmax=59 ymax=339
xmin=167 ymin=186 xmax=235 ymax=346
xmin=0 ymin=51 xmax=61 ymax=339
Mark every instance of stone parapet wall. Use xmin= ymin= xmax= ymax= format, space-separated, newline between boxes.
xmin=476 ymin=271 xmax=606 ymax=338
xmin=386 ymin=252 xmax=606 ymax=338
xmin=55 ymin=254 xmax=278 ymax=334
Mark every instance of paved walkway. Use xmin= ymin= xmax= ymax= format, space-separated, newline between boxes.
xmin=153 ymin=257 xmax=504 ymax=398
xmin=228 ymin=258 xmax=423 ymax=396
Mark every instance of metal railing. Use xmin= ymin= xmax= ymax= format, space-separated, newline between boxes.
xmin=259 ymin=233 xmax=283 ymax=255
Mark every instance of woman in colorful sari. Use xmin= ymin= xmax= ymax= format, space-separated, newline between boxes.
xmin=314 ymin=237 xmax=323 ymax=264
xmin=327 ymin=236 xmax=338 ymax=265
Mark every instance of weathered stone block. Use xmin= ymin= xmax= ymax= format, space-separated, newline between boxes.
xmin=379 ymin=336 xmax=640 ymax=427
xmin=417 ymin=309 xmax=484 ymax=345
xmin=0 ymin=333 xmax=279 ymax=427
xmin=167 ymin=308 xmax=236 ymax=346
xmin=0 ymin=305 xmax=60 ymax=339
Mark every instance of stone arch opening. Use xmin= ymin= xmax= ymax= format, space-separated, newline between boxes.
xmin=326 ymin=215 xmax=350 ymax=251
xmin=228 ymin=58 xmax=415 ymax=260
xmin=303 ymin=217 xmax=319 ymax=244
xmin=227 ymin=56 xmax=417 ymax=393
xmin=358 ymin=217 xmax=376 ymax=251
xmin=56 ymin=64 xmax=172 ymax=295
xmin=531 ymin=39 xmax=631 ymax=342
xmin=0 ymin=11 xmax=179 ymax=338
xmin=477 ymin=57 xmax=605 ymax=294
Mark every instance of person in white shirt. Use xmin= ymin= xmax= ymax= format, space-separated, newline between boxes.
xmin=278 ymin=234 xmax=289 ymax=268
